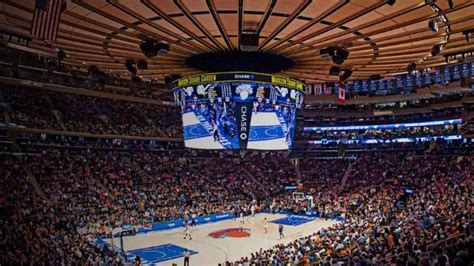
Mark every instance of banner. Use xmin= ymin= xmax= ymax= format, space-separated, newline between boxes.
xmin=338 ymin=83 xmax=346 ymax=104
xmin=235 ymin=102 xmax=253 ymax=149
xmin=145 ymin=212 xmax=233 ymax=232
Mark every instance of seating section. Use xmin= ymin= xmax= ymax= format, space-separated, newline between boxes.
xmin=1 ymin=148 xmax=472 ymax=265
xmin=0 ymin=154 xmax=120 ymax=264
xmin=0 ymin=85 xmax=181 ymax=137
xmin=239 ymin=154 xmax=473 ymax=265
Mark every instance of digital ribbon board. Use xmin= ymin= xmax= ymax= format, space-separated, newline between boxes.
xmin=173 ymin=72 xmax=305 ymax=150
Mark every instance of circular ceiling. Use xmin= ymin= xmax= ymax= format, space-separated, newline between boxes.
xmin=0 ymin=0 xmax=473 ymax=84
xmin=185 ymin=51 xmax=294 ymax=73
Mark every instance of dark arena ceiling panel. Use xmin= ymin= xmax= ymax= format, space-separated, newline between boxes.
xmin=1 ymin=0 xmax=473 ymax=83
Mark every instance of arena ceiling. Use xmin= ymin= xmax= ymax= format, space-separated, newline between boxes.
xmin=1 ymin=0 xmax=474 ymax=84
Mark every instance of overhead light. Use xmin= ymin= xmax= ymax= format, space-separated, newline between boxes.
xmin=385 ymin=0 xmax=396 ymax=6
xmin=428 ymin=19 xmax=438 ymax=32
xmin=320 ymin=47 xmax=335 ymax=58
xmin=339 ymin=69 xmax=352 ymax=81
xmin=332 ymin=47 xmax=349 ymax=65
xmin=431 ymin=44 xmax=442 ymax=56
xmin=321 ymin=46 xmax=349 ymax=65
xmin=140 ymin=39 xmax=169 ymax=58
xmin=125 ymin=59 xmax=137 ymax=75
xmin=56 ymin=48 xmax=66 ymax=61
xmin=462 ymin=29 xmax=474 ymax=42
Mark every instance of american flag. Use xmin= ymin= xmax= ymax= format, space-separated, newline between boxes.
xmin=30 ymin=0 xmax=65 ymax=41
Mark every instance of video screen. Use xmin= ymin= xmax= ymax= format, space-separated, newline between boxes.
xmin=174 ymin=78 xmax=304 ymax=150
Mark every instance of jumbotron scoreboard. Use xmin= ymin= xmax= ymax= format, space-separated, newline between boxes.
xmin=173 ymin=72 xmax=305 ymax=150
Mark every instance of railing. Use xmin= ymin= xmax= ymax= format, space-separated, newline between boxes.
xmin=0 ymin=76 xmax=173 ymax=106
xmin=0 ymin=125 xmax=183 ymax=142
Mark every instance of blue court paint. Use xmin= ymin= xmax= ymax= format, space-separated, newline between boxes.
xmin=271 ymin=215 xmax=316 ymax=226
xmin=249 ymin=125 xmax=284 ymax=141
xmin=183 ymin=124 xmax=210 ymax=140
xmin=125 ymin=244 xmax=197 ymax=264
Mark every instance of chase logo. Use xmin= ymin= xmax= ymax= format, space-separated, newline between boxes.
xmin=234 ymin=74 xmax=255 ymax=79
xmin=209 ymin=228 xmax=251 ymax=239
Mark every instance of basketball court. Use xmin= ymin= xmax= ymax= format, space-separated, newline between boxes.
xmin=103 ymin=213 xmax=339 ymax=265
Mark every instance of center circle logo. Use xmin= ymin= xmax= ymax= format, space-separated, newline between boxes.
xmin=209 ymin=228 xmax=251 ymax=238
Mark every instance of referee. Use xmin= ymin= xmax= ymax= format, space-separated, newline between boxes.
xmin=183 ymin=249 xmax=190 ymax=266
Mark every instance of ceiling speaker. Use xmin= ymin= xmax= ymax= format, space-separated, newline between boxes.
xmin=240 ymin=33 xmax=259 ymax=52
xmin=125 ymin=59 xmax=137 ymax=75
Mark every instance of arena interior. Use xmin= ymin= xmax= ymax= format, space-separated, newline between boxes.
xmin=0 ymin=0 xmax=474 ymax=265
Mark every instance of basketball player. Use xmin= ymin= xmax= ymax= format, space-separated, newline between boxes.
xmin=251 ymin=204 xmax=255 ymax=217
xmin=252 ymin=101 xmax=259 ymax=114
xmin=263 ymin=218 xmax=268 ymax=234
xmin=233 ymin=208 xmax=238 ymax=221
xmin=240 ymin=211 xmax=245 ymax=225
xmin=183 ymin=221 xmax=192 ymax=240
xmin=191 ymin=213 xmax=196 ymax=227
xmin=279 ymin=224 xmax=284 ymax=239
xmin=212 ymin=125 xmax=220 ymax=142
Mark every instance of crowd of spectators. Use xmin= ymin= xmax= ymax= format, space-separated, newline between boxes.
xmin=233 ymin=153 xmax=473 ymax=265
xmin=0 ymin=46 xmax=163 ymax=99
xmin=0 ymin=85 xmax=181 ymax=137
xmin=2 ymin=144 xmax=471 ymax=265
xmin=0 ymin=154 xmax=121 ymax=264
xmin=302 ymin=124 xmax=461 ymax=141
xmin=0 ymin=61 xmax=472 ymax=265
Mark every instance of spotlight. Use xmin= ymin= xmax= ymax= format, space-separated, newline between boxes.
xmin=57 ymin=48 xmax=66 ymax=61
xmin=428 ymin=19 xmax=438 ymax=32
xmin=320 ymin=47 xmax=335 ymax=58
xmin=125 ymin=59 xmax=137 ymax=75
xmin=332 ymin=47 xmax=349 ymax=65
xmin=329 ymin=66 xmax=341 ymax=76
xmin=431 ymin=44 xmax=442 ymax=56
xmin=140 ymin=39 xmax=169 ymax=58
xmin=462 ymin=29 xmax=474 ymax=42
xmin=339 ymin=69 xmax=352 ymax=81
